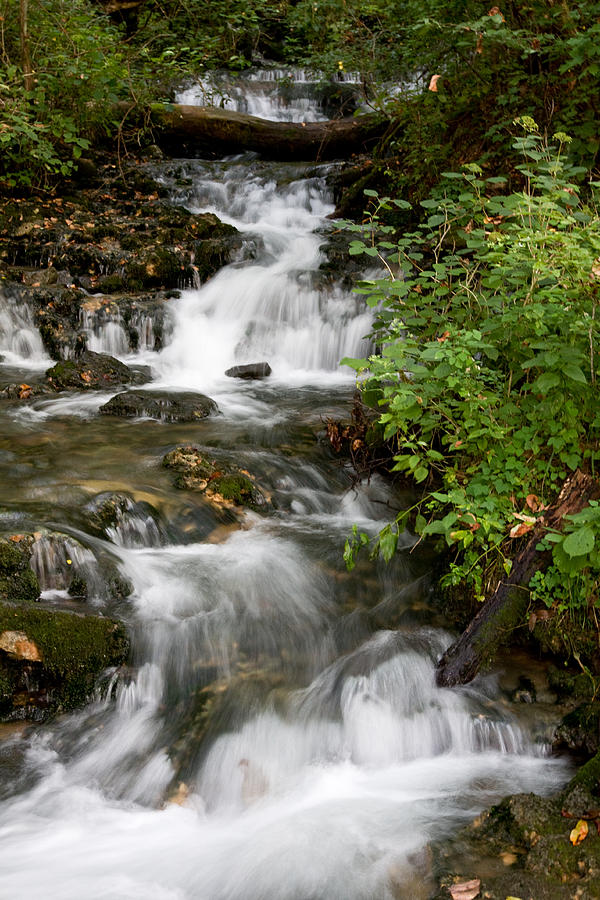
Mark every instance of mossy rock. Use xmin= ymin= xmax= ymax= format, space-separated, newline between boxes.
xmin=163 ymin=446 xmax=270 ymax=512
xmin=45 ymin=350 xmax=137 ymax=391
xmin=0 ymin=539 xmax=39 ymax=603
xmin=100 ymin=389 xmax=219 ymax=422
xmin=0 ymin=601 xmax=129 ymax=719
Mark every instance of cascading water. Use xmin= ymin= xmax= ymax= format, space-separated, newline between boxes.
xmin=0 ymin=73 xmax=570 ymax=899
xmin=0 ymin=289 xmax=51 ymax=370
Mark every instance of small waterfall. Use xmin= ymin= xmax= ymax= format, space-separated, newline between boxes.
xmin=176 ymin=68 xmax=329 ymax=123
xmin=0 ymin=290 xmax=50 ymax=369
xmin=155 ymin=164 xmax=372 ymax=388
xmin=80 ymin=307 xmax=130 ymax=357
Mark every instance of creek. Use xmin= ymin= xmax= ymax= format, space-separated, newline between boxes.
xmin=0 ymin=71 xmax=570 ymax=899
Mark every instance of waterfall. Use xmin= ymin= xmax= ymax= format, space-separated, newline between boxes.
xmin=0 ymin=290 xmax=51 ymax=370
xmin=0 ymin=70 xmax=570 ymax=900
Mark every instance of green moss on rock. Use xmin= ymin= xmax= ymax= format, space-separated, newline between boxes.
xmin=0 ymin=601 xmax=129 ymax=716
xmin=0 ymin=539 xmax=39 ymax=603
xmin=162 ymin=446 xmax=270 ymax=512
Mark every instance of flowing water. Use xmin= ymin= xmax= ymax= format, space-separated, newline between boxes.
xmin=0 ymin=74 xmax=569 ymax=899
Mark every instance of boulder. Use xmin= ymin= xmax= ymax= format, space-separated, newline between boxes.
xmin=225 ymin=362 xmax=272 ymax=379
xmin=100 ymin=389 xmax=219 ymax=422
xmin=163 ymin=446 xmax=270 ymax=512
xmin=45 ymin=350 xmax=137 ymax=391
xmin=0 ymin=601 xmax=129 ymax=721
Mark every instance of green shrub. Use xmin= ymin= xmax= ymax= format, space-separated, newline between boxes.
xmin=343 ymin=119 xmax=600 ymax=614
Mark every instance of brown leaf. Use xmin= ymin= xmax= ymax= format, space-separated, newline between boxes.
xmin=510 ymin=521 xmax=533 ymax=538
xmin=449 ymin=879 xmax=481 ymax=900
xmin=525 ymin=493 xmax=541 ymax=511
xmin=428 ymin=74 xmax=441 ymax=92
xmin=476 ymin=33 xmax=483 ymax=54
xmin=80 ymin=371 xmax=92 ymax=383
xmin=570 ymin=819 xmax=589 ymax=845
xmin=528 ymin=612 xmax=537 ymax=632
xmin=9 ymin=534 xmax=24 ymax=543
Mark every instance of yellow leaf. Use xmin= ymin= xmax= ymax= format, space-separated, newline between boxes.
xmin=570 ymin=819 xmax=589 ymax=845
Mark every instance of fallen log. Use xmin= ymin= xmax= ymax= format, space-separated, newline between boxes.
xmin=436 ymin=470 xmax=600 ymax=688
xmin=147 ymin=104 xmax=387 ymax=161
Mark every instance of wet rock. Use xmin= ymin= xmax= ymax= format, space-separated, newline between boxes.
xmin=82 ymin=492 xmax=165 ymax=547
xmin=554 ymin=702 xmax=600 ymax=758
xmin=0 ymin=538 xmax=39 ymax=603
xmin=0 ymin=600 xmax=129 ymax=721
xmin=225 ymin=361 xmax=272 ymax=379
xmin=100 ymin=389 xmax=219 ymax=422
xmin=434 ymin=775 xmax=600 ymax=900
xmin=45 ymin=350 xmax=137 ymax=391
xmin=163 ymin=445 xmax=270 ymax=512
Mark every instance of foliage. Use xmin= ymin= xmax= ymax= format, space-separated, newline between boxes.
xmin=343 ymin=121 xmax=600 ymax=615
xmin=0 ymin=0 xmax=129 ymax=189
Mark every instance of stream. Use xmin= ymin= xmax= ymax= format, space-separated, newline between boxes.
xmin=0 ymin=71 xmax=570 ymax=899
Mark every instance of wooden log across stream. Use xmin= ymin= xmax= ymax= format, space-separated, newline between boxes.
xmin=147 ymin=104 xmax=387 ymax=161
xmin=436 ymin=470 xmax=600 ymax=688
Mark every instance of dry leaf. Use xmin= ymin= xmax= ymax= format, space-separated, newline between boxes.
xmin=570 ymin=819 xmax=589 ymax=845
xmin=476 ymin=33 xmax=483 ymax=54
xmin=525 ymin=493 xmax=541 ymax=511
xmin=9 ymin=534 xmax=24 ymax=543
xmin=510 ymin=521 xmax=533 ymax=538
xmin=80 ymin=371 xmax=92 ymax=383
xmin=449 ymin=879 xmax=481 ymax=900
xmin=513 ymin=513 xmax=536 ymax=523
xmin=428 ymin=74 xmax=441 ymax=92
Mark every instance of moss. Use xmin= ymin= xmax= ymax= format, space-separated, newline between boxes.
xmin=0 ymin=601 xmax=129 ymax=712
xmin=214 ymin=473 xmax=257 ymax=506
xmin=163 ymin=446 xmax=269 ymax=512
xmin=566 ymin=750 xmax=600 ymax=796
xmin=0 ymin=540 xmax=39 ymax=603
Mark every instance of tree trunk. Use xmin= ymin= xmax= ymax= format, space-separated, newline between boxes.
xmin=435 ymin=470 xmax=600 ymax=688
xmin=19 ymin=0 xmax=33 ymax=92
xmin=146 ymin=104 xmax=387 ymax=161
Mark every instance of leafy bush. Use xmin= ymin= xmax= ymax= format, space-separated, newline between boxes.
xmin=343 ymin=120 xmax=600 ymax=613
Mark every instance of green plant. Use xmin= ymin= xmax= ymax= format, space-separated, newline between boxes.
xmin=343 ymin=120 xmax=600 ymax=614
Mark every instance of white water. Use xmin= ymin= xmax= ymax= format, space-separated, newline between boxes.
xmin=0 ymin=290 xmax=51 ymax=370
xmin=176 ymin=68 xmax=330 ymax=122
xmin=153 ymin=160 xmax=372 ymax=394
xmin=0 ymin=74 xmax=569 ymax=899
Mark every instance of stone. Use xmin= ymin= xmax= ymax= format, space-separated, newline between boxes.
xmin=100 ymin=390 xmax=219 ymax=422
xmin=163 ymin=446 xmax=270 ymax=512
xmin=0 ymin=630 xmax=42 ymax=662
xmin=225 ymin=362 xmax=272 ymax=379
xmin=45 ymin=350 xmax=137 ymax=391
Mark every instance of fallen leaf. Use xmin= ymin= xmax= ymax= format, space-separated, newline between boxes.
xmin=476 ymin=33 xmax=483 ymax=54
xmin=428 ymin=74 xmax=441 ymax=92
xmin=513 ymin=512 xmax=536 ymax=523
xmin=570 ymin=819 xmax=589 ymax=845
xmin=525 ymin=493 xmax=541 ymax=511
xmin=9 ymin=534 xmax=24 ymax=543
xmin=449 ymin=879 xmax=480 ymax=900
xmin=510 ymin=521 xmax=533 ymax=538
xmin=80 ymin=371 xmax=92 ymax=383
xmin=500 ymin=851 xmax=518 ymax=865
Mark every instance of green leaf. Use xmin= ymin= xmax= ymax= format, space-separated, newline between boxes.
xmin=563 ymin=364 xmax=587 ymax=384
xmin=562 ymin=527 xmax=595 ymax=557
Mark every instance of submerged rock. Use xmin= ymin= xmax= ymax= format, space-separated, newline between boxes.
xmin=45 ymin=350 xmax=137 ymax=391
xmin=163 ymin=445 xmax=270 ymax=512
xmin=100 ymin=389 xmax=219 ymax=422
xmin=225 ymin=361 xmax=272 ymax=379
